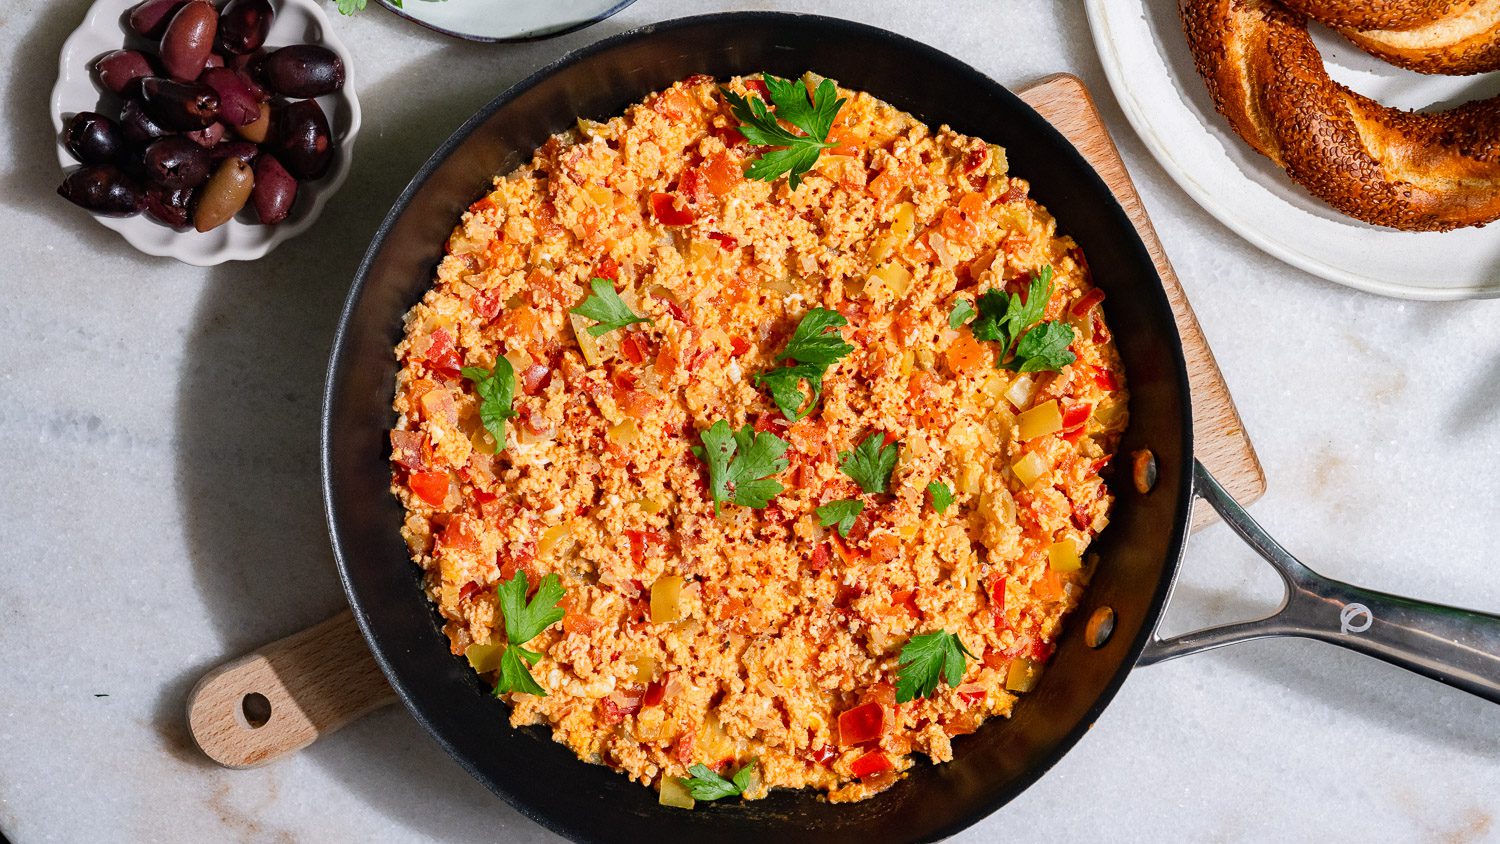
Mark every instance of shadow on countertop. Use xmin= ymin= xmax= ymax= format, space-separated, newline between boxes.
xmin=156 ymin=16 xmax=633 ymax=843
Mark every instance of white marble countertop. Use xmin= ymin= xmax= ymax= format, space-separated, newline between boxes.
xmin=4 ymin=0 xmax=1500 ymax=840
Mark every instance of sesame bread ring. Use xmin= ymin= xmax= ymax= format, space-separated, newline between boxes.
xmin=1280 ymin=0 xmax=1500 ymax=75
xmin=1277 ymin=0 xmax=1464 ymax=32
xmin=1180 ymin=0 xmax=1500 ymax=231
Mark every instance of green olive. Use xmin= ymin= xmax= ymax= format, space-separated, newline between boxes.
xmin=235 ymin=100 xmax=271 ymax=143
xmin=193 ymin=157 xmax=254 ymax=232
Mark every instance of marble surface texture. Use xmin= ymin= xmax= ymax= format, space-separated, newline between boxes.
xmin=3 ymin=0 xmax=1499 ymax=841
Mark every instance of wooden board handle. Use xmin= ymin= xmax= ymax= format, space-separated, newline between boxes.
xmin=186 ymin=609 xmax=397 ymax=768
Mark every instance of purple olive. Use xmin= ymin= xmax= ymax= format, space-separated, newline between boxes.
xmin=210 ymin=140 xmax=260 ymax=165
xmin=200 ymin=68 xmax=261 ymax=126
xmin=58 ymin=165 xmax=144 ymax=216
xmin=64 ymin=113 xmax=125 ymax=166
xmin=93 ymin=50 xmax=156 ymax=97
xmin=140 ymin=77 xmax=219 ymax=130
xmin=262 ymin=45 xmax=344 ymax=98
xmin=274 ymin=99 xmax=332 ymax=180
xmin=193 ymin=157 xmax=254 ymax=231
xmin=144 ymin=184 xmax=195 ymax=228
xmin=252 ymin=155 xmax=297 ymax=224
xmin=186 ymin=121 xmax=225 ymax=148
xmin=160 ymin=0 xmax=218 ymax=81
xmin=217 ymin=0 xmax=273 ymax=55
xmin=120 ymin=98 xmax=170 ymax=146
xmin=127 ymin=0 xmax=188 ymax=39
xmin=144 ymin=137 xmax=211 ymax=189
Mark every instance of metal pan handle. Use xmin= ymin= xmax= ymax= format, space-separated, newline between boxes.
xmin=1140 ymin=460 xmax=1500 ymax=705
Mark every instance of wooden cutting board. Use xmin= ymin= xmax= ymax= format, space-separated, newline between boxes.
xmin=185 ymin=73 xmax=1265 ymax=770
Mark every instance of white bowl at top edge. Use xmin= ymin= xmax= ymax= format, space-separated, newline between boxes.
xmin=51 ymin=0 xmax=362 ymax=266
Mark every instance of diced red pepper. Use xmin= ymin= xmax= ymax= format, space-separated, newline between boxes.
xmin=850 ymin=750 xmax=893 ymax=780
xmin=642 ymin=675 xmax=669 ymax=707
xmin=745 ymin=78 xmax=770 ymax=100
xmin=520 ymin=363 xmax=551 ymax=396
xmin=838 ymin=702 xmax=885 ymax=746
xmin=986 ymin=574 xmax=1007 ymax=628
xmin=474 ymin=291 xmax=503 ymax=322
xmin=710 ymin=123 xmax=748 ymax=147
xmin=708 ymin=232 xmax=739 ymax=251
xmin=458 ymin=580 xmax=482 ymax=603
xmin=439 ymin=517 xmax=480 ymax=552
xmin=891 ymin=589 xmax=921 ymax=619
xmin=409 ymin=471 xmax=449 ymax=507
xmin=678 ymin=168 xmax=710 ymax=206
xmin=650 ymin=192 xmax=694 ymax=226
xmin=598 ymin=687 xmax=644 ymax=724
xmin=963 ymin=146 xmax=990 ymax=174
xmin=954 ymin=683 xmax=986 ymax=706
xmin=729 ymin=335 xmax=751 ymax=356
xmin=497 ymin=541 xmax=536 ymax=582
xmin=809 ymin=745 xmax=837 ymax=766
xmin=1061 ymin=403 xmax=1092 ymax=432
xmin=1071 ymin=288 xmax=1106 ymax=317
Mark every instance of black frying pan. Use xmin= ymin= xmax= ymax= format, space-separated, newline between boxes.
xmin=322 ymin=13 xmax=1500 ymax=842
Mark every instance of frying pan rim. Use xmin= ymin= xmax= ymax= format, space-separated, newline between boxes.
xmin=321 ymin=11 xmax=1196 ymax=841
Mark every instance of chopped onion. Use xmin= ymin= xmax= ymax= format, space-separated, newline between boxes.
xmin=608 ymin=419 xmax=639 ymax=446
xmin=1004 ymin=373 xmax=1036 ymax=410
xmin=929 ymin=232 xmax=956 ymax=269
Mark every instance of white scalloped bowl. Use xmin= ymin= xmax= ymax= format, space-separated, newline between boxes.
xmin=51 ymin=0 xmax=361 ymax=266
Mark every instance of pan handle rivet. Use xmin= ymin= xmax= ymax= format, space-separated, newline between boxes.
xmin=1085 ymin=606 xmax=1116 ymax=649
xmin=1131 ymin=449 xmax=1157 ymax=494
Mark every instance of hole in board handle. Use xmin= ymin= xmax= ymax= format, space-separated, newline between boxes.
xmin=241 ymin=692 xmax=272 ymax=729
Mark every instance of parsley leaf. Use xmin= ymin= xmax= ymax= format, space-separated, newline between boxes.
xmin=1002 ymin=320 xmax=1076 ymax=373
xmin=336 ymin=0 xmax=366 ymax=14
xmin=724 ymin=74 xmax=847 ymax=189
xmin=896 ymin=630 xmax=975 ymax=704
xmin=839 ymin=433 xmax=899 ymax=494
xmin=492 ymin=571 xmax=566 ymax=697
xmin=681 ymin=761 xmax=756 ymax=801
xmin=969 ymin=267 xmax=1075 ymax=373
xmin=752 ymin=308 xmax=852 ymax=421
xmin=570 ymin=278 xmax=651 ymax=337
xmin=948 ymin=298 xmax=975 ymax=330
xmin=927 ymin=481 xmax=954 ymax=514
xmin=816 ymin=498 xmax=864 ymax=538
xmin=691 ymin=420 xmax=789 ymax=514
xmin=461 ymin=359 xmax=517 ymax=449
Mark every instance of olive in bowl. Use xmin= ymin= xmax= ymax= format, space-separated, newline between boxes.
xmin=52 ymin=0 xmax=360 ymax=264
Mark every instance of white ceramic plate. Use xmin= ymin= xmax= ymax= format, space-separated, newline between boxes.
xmin=376 ymin=0 xmax=636 ymax=42
xmin=52 ymin=0 xmax=362 ymax=266
xmin=1085 ymin=0 xmax=1500 ymax=300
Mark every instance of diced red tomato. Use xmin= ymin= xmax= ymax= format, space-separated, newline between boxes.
xmin=850 ymin=750 xmax=894 ymax=780
xmin=708 ymin=232 xmax=739 ymax=251
xmin=938 ymin=208 xmax=978 ymax=245
xmin=424 ymin=328 xmax=462 ymax=377
xmin=868 ymin=167 xmax=902 ymax=199
xmin=963 ymin=146 xmax=990 ymax=174
xmin=468 ymin=195 xmax=498 ymax=214
xmin=809 ymin=745 xmax=837 ymax=766
xmin=870 ymin=534 xmax=901 ymax=564
xmin=497 ymin=541 xmax=536 ymax=582
xmin=729 ymin=335 xmax=751 ymax=356
xmin=955 ymin=683 xmax=987 ymax=706
xmin=598 ymin=687 xmax=644 ymax=724
xmin=625 ymin=529 xmax=660 ymax=565
xmin=745 ymin=78 xmax=770 ymax=100
xmin=1030 ymin=637 xmax=1057 ymax=662
xmin=1071 ymin=288 xmax=1106 ymax=317
xmin=620 ymin=332 xmax=649 ymax=365
xmin=703 ymin=153 xmax=740 ymax=196
xmin=409 ymin=471 xmax=449 ymax=507
xmin=891 ymin=589 xmax=920 ymax=618
xmin=390 ymin=430 xmax=426 ymax=470
xmin=710 ymin=123 xmax=748 ymax=147
xmin=681 ymin=73 xmax=715 ymax=87
xmin=944 ymin=333 xmax=990 ymax=373
xmin=594 ymin=256 xmax=619 ymax=282
xmin=678 ymin=168 xmax=710 ymax=206
xmin=809 ymin=543 xmax=831 ymax=572
xmin=986 ymin=574 xmax=1007 ymax=627
xmin=650 ymin=192 xmax=694 ymax=226
xmin=473 ymin=291 xmax=503 ymax=322
xmin=826 ymin=127 xmax=860 ymax=157
xmin=838 ymin=702 xmax=886 ymax=746
xmin=439 ymin=517 xmax=480 ymax=552
xmin=1090 ymin=366 xmax=1118 ymax=392
xmin=520 ymin=363 xmax=551 ymax=396
xmin=642 ymin=675 xmax=669 ymax=707
xmin=958 ymin=191 xmax=987 ymax=218
xmin=999 ymin=182 xmax=1028 ymax=203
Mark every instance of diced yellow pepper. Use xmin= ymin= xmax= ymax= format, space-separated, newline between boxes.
xmin=1017 ymin=399 xmax=1063 ymax=440
xmin=1011 ymin=451 xmax=1049 ymax=487
xmin=1048 ymin=536 xmax=1084 ymax=573
xmin=651 ymin=575 xmax=684 ymax=624
xmin=465 ymin=643 xmax=504 ymax=674
xmin=659 ymin=776 xmax=696 ymax=810
xmin=1005 ymin=657 xmax=1041 ymax=692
